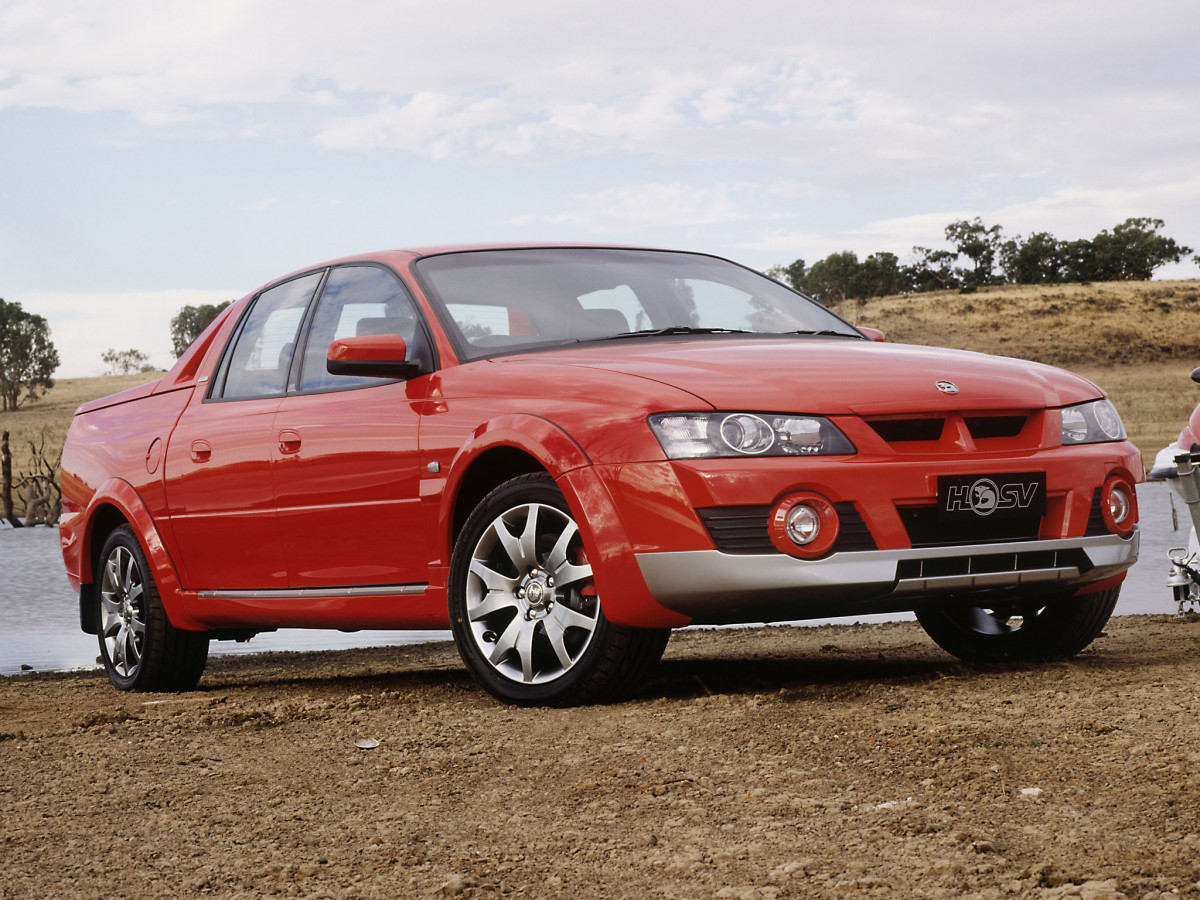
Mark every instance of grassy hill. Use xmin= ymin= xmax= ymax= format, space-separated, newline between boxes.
xmin=4 ymin=280 xmax=1200 ymax=491
xmin=848 ymin=279 xmax=1200 ymax=368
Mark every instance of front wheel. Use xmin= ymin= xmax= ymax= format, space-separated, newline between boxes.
xmin=915 ymin=586 xmax=1120 ymax=664
xmin=96 ymin=526 xmax=209 ymax=691
xmin=449 ymin=474 xmax=669 ymax=705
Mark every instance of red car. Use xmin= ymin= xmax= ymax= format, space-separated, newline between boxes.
xmin=60 ymin=245 xmax=1141 ymax=704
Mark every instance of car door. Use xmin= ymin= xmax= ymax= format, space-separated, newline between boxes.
xmin=270 ymin=264 xmax=432 ymax=588
xmin=165 ymin=271 xmax=323 ymax=589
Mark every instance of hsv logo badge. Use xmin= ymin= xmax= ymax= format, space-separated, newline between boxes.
xmin=938 ymin=473 xmax=1046 ymax=520
xmin=936 ymin=380 xmax=959 ymax=394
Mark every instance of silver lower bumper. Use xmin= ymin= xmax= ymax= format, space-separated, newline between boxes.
xmin=635 ymin=531 xmax=1139 ymax=622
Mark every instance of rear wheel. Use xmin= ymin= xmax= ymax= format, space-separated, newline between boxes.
xmin=449 ymin=474 xmax=669 ymax=705
xmin=96 ymin=526 xmax=209 ymax=691
xmin=915 ymin=586 xmax=1120 ymax=663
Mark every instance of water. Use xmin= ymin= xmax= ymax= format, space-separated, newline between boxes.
xmin=0 ymin=482 xmax=1185 ymax=676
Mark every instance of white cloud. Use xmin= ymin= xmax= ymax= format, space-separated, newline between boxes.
xmin=526 ymin=182 xmax=789 ymax=234
xmin=1 ymin=0 xmax=1197 ymax=297
xmin=5 ymin=0 xmax=1195 ymax=182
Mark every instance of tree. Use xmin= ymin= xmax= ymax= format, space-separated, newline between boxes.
xmin=101 ymin=348 xmax=151 ymax=375
xmin=905 ymin=246 xmax=961 ymax=293
xmin=945 ymin=218 xmax=1004 ymax=287
xmin=1059 ymin=238 xmax=1099 ymax=283
xmin=1090 ymin=217 xmax=1193 ymax=281
xmin=0 ymin=299 xmax=59 ymax=411
xmin=764 ymin=259 xmax=808 ymax=293
xmin=856 ymin=252 xmax=904 ymax=298
xmin=803 ymin=251 xmax=862 ymax=308
xmin=999 ymin=232 xmax=1065 ymax=284
xmin=170 ymin=301 xmax=232 ymax=357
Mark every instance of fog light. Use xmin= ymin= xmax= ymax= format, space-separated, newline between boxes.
xmin=769 ymin=493 xmax=840 ymax=558
xmin=1100 ymin=477 xmax=1137 ymax=537
xmin=786 ymin=505 xmax=820 ymax=545
xmin=1109 ymin=487 xmax=1130 ymax=524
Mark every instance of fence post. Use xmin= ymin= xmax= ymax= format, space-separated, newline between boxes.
xmin=1 ymin=430 xmax=22 ymax=528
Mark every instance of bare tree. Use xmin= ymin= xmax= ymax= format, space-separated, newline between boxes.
xmin=1 ymin=430 xmax=62 ymax=527
xmin=19 ymin=432 xmax=63 ymax=526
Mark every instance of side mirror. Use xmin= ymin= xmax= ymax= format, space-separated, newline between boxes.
xmin=1191 ymin=366 xmax=1200 ymax=385
xmin=327 ymin=334 xmax=420 ymax=379
xmin=857 ymin=326 xmax=886 ymax=342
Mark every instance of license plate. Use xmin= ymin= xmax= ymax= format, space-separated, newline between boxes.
xmin=937 ymin=473 xmax=1046 ymax=520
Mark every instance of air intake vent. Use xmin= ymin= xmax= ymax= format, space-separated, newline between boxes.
xmin=965 ymin=415 xmax=1027 ymax=439
xmin=868 ymin=418 xmax=945 ymax=442
xmin=1084 ymin=487 xmax=1108 ymax=536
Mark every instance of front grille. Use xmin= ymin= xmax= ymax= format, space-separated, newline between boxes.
xmin=899 ymin=505 xmax=1042 ymax=547
xmin=698 ymin=502 xmax=877 ymax=555
xmin=965 ymin=415 xmax=1027 ymax=439
xmin=868 ymin=417 xmax=944 ymax=442
xmin=865 ymin=412 xmax=1031 ymax=446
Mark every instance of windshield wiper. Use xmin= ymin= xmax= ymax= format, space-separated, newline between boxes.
xmin=585 ymin=326 xmax=753 ymax=342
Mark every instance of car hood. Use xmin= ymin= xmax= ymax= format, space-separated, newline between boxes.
xmin=519 ymin=337 xmax=1104 ymax=414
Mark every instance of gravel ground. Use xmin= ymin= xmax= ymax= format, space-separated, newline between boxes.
xmin=3 ymin=616 xmax=1200 ymax=900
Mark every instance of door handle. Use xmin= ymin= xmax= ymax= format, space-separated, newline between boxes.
xmin=190 ymin=440 xmax=212 ymax=463
xmin=278 ymin=430 xmax=302 ymax=454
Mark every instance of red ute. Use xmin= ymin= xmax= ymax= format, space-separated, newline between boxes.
xmin=60 ymin=246 xmax=1141 ymax=704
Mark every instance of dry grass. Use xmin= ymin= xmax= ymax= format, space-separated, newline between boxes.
xmin=853 ymin=278 xmax=1200 ymax=368
xmin=4 ymin=281 xmax=1200 ymax=490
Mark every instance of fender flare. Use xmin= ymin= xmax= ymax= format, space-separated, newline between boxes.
xmin=436 ymin=413 xmax=590 ymax=559
xmin=77 ymin=478 xmax=198 ymax=632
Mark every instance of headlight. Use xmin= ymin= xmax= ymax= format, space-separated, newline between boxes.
xmin=648 ymin=412 xmax=856 ymax=459
xmin=1060 ymin=398 xmax=1126 ymax=445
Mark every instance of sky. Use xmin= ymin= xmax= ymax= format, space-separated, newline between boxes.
xmin=2 ymin=0 xmax=1199 ymax=376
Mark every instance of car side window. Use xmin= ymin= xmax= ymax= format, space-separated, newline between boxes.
xmin=297 ymin=265 xmax=425 ymax=392
xmin=217 ymin=272 xmax=323 ymax=400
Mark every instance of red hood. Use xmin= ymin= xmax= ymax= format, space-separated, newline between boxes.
xmin=506 ymin=337 xmax=1104 ymax=414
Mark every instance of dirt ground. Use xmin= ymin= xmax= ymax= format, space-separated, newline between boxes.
xmin=3 ymin=616 xmax=1200 ymax=900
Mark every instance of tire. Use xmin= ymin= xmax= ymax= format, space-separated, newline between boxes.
xmin=96 ymin=525 xmax=209 ymax=691
xmin=915 ymin=585 xmax=1120 ymax=664
xmin=449 ymin=473 xmax=669 ymax=705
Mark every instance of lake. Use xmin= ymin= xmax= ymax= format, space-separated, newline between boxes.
xmin=0 ymin=481 xmax=1187 ymax=676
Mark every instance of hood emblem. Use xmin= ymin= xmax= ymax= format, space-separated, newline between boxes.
xmin=936 ymin=380 xmax=959 ymax=394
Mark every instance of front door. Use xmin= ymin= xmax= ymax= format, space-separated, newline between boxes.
xmin=270 ymin=264 xmax=431 ymax=588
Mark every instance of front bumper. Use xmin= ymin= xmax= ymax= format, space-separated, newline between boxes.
xmin=635 ymin=530 xmax=1139 ymax=623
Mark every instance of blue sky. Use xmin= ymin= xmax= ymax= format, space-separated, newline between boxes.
xmin=2 ymin=0 xmax=1199 ymax=376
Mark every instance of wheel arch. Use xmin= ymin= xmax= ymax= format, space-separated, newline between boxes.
xmin=78 ymin=502 xmax=131 ymax=633
xmin=76 ymin=479 xmax=194 ymax=634
xmin=450 ymin=446 xmax=549 ymax=544
xmin=438 ymin=414 xmax=591 ymax=563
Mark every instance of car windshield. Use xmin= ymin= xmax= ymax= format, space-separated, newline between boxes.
xmin=413 ymin=248 xmax=862 ymax=361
